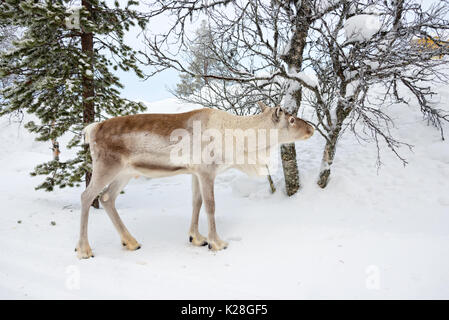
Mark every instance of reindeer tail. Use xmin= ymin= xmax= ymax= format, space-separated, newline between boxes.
xmin=82 ymin=122 xmax=99 ymax=144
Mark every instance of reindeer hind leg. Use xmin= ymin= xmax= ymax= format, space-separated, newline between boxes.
xmin=100 ymin=174 xmax=141 ymax=251
xmin=76 ymin=158 xmax=122 ymax=259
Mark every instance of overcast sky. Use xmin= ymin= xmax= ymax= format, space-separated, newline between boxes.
xmin=110 ymin=1 xmax=180 ymax=104
xmin=114 ymin=0 xmax=441 ymax=104
xmin=116 ymin=63 xmax=178 ymax=103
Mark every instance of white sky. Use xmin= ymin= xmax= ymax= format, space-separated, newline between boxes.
xmin=114 ymin=0 xmax=444 ymax=103
xmin=111 ymin=0 xmax=180 ymax=103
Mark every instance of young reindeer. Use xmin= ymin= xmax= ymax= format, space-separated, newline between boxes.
xmin=76 ymin=101 xmax=314 ymax=259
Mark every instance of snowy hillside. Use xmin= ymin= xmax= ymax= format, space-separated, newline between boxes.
xmin=0 ymin=91 xmax=448 ymax=299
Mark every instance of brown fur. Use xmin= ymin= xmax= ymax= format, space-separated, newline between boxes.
xmin=95 ymin=110 xmax=207 ymax=143
xmin=90 ymin=109 xmax=209 ymax=162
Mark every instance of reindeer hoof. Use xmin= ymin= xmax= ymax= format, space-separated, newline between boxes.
xmin=208 ymin=239 xmax=228 ymax=251
xmin=77 ymin=251 xmax=94 ymax=259
xmin=122 ymin=237 xmax=141 ymax=251
xmin=76 ymin=241 xmax=94 ymax=259
xmin=189 ymin=233 xmax=208 ymax=247
xmin=76 ymin=247 xmax=94 ymax=259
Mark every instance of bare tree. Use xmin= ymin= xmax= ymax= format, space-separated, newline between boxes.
xmin=303 ymin=0 xmax=449 ymax=187
xmin=172 ymin=19 xmax=270 ymax=115
xmin=142 ymin=0 xmax=344 ymax=195
xmin=141 ymin=0 xmax=449 ymax=191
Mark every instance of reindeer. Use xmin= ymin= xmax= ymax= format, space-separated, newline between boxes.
xmin=75 ymin=101 xmax=314 ymax=259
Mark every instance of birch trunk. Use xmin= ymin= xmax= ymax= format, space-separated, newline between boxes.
xmin=317 ymin=138 xmax=337 ymax=188
xmin=281 ymin=143 xmax=300 ymax=196
xmin=279 ymin=2 xmax=311 ymax=196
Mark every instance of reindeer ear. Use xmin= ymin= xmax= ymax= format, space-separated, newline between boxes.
xmin=272 ymin=107 xmax=282 ymax=122
xmin=257 ymin=101 xmax=269 ymax=113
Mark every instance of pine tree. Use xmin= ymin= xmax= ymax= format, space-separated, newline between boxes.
xmin=0 ymin=24 xmax=18 ymax=92
xmin=0 ymin=0 xmax=147 ymax=204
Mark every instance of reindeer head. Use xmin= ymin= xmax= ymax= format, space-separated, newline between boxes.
xmin=257 ymin=101 xmax=314 ymax=143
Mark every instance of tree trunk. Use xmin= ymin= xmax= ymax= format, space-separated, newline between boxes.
xmin=318 ymin=100 xmax=346 ymax=188
xmin=51 ymin=139 xmax=60 ymax=161
xmin=281 ymin=143 xmax=300 ymax=196
xmin=51 ymin=121 xmax=60 ymax=161
xmin=81 ymin=0 xmax=99 ymax=208
xmin=267 ymin=174 xmax=276 ymax=193
xmin=317 ymin=139 xmax=337 ymax=188
xmin=265 ymin=166 xmax=276 ymax=193
xmin=280 ymin=86 xmax=303 ymax=196
xmin=279 ymin=2 xmax=311 ymax=196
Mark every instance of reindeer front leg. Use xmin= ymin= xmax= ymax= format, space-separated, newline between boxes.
xmin=197 ymin=173 xmax=228 ymax=251
xmin=189 ymin=175 xmax=208 ymax=246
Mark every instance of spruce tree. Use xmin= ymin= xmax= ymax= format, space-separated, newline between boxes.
xmin=0 ymin=24 xmax=18 ymax=92
xmin=0 ymin=0 xmax=146 ymax=205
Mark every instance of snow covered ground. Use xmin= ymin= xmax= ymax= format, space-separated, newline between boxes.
xmin=0 ymin=92 xmax=448 ymax=299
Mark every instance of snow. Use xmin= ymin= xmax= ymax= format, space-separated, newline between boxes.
xmin=284 ymin=78 xmax=301 ymax=114
xmin=344 ymin=14 xmax=381 ymax=43
xmin=65 ymin=80 xmax=74 ymax=92
xmin=281 ymin=41 xmax=291 ymax=56
xmin=65 ymin=6 xmax=82 ymax=31
xmin=346 ymin=79 xmax=360 ymax=97
xmin=1 ymin=88 xmax=449 ymax=299
xmin=138 ymin=98 xmax=202 ymax=114
xmin=364 ymin=5 xmax=380 ymax=15
xmin=316 ymin=0 xmax=340 ymax=13
xmin=287 ymin=69 xmax=319 ymax=89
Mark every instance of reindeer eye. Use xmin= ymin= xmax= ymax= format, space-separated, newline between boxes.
xmin=289 ymin=117 xmax=295 ymax=124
